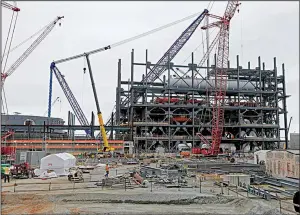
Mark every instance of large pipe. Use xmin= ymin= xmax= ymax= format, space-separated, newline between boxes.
xmin=168 ymin=78 xmax=255 ymax=90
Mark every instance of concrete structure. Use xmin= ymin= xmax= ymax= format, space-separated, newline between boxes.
xmin=112 ymin=50 xmax=289 ymax=153
xmin=254 ymin=150 xmax=270 ymax=165
xmin=289 ymin=133 xmax=299 ymax=150
xmin=265 ymin=150 xmax=300 ymax=179
xmin=223 ymin=174 xmax=251 ymax=187
xmin=123 ymin=141 xmax=134 ymax=154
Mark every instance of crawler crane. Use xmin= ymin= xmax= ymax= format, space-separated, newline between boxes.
xmin=197 ymin=1 xmax=241 ymax=156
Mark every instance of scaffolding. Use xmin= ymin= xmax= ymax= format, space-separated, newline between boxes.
xmin=114 ymin=49 xmax=289 ymax=153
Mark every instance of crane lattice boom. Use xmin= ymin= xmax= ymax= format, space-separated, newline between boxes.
xmin=50 ymin=64 xmax=90 ymax=131
xmin=2 ymin=16 xmax=63 ymax=81
xmin=197 ymin=1 xmax=240 ymax=155
xmin=143 ymin=9 xmax=208 ymax=83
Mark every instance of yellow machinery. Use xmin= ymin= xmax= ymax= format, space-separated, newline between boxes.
xmin=85 ymin=55 xmax=114 ymax=153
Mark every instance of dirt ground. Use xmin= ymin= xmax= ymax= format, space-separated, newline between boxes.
xmin=0 ymin=164 xmax=289 ymax=215
xmin=1 ymin=189 xmax=283 ymax=215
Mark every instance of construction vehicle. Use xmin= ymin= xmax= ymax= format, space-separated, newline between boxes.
xmin=68 ymin=167 xmax=84 ymax=182
xmin=10 ymin=162 xmax=35 ymax=179
xmin=178 ymin=143 xmax=192 ymax=158
xmin=84 ymin=55 xmax=115 ymax=153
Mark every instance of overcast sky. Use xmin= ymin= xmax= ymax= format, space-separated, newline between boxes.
xmin=1 ymin=1 xmax=299 ymax=137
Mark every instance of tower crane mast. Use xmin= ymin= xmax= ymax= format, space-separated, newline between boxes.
xmin=197 ymin=1 xmax=240 ymax=155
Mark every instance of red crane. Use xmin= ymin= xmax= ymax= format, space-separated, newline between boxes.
xmin=1 ymin=1 xmax=20 ymax=12
xmin=197 ymin=1 xmax=241 ymax=155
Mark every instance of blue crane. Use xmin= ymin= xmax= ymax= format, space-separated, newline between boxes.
xmin=49 ymin=63 xmax=91 ymax=136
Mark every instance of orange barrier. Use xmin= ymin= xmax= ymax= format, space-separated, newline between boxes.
xmin=5 ymin=139 xmax=124 ymax=144
xmin=14 ymin=145 xmax=123 ymax=149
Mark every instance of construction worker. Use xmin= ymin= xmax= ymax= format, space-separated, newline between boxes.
xmin=105 ymin=164 xmax=109 ymax=178
xmin=3 ymin=166 xmax=10 ymax=183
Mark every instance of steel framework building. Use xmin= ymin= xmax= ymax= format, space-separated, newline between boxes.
xmin=113 ymin=49 xmax=289 ymax=153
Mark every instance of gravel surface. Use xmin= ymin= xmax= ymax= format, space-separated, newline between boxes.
xmin=54 ymin=192 xmax=236 ymax=205
xmin=2 ymin=164 xmax=284 ymax=215
xmin=245 ymin=208 xmax=282 ymax=215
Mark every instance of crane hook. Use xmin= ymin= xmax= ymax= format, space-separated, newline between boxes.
xmin=83 ymin=67 xmax=86 ymax=74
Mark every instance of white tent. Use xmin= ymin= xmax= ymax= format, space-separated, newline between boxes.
xmin=39 ymin=153 xmax=76 ymax=176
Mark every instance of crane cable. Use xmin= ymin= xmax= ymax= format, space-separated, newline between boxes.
xmin=81 ymin=58 xmax=86 ymax=110
xmin=2 ymin=12 xmax=19 ymax=73
xmin=2 ymin=86 xmax=9 ymax=115
xmin=2 ymin=24 xmax=48 ymax=57
xmin=240 ymin=7 xmax=243 ymax=63
xmin=181 ymin=1 xmax=216 ymax=65
xmin=1 ymin=9 xmax=18 ymax=118
xmin=208 ymin=1 xmax=215 ymax=11
xmin=107 ymin=11 xmax=206 ymax=50
xmin=181 ymin=27 xmax=218 ymax=65
xmin=201 ymin=28 xmax=205 ymax=60
xmin=1 ymin=11 xmax=17 ymax=64
xmin=59 ymin=98 xmax=62 ymax=118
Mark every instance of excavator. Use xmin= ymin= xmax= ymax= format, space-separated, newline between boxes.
xmin=84 ymin=55 xmax=115 ymax=156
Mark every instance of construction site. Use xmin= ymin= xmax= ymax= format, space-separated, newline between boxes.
xmin=1 ymin=1 xmax=299 ymax=215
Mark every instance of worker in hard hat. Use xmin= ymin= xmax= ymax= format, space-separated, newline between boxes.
xmin=3 ymin=166 xmax=10 ymax=183
xmin=105 ymin=164 xmax=109 ymax=178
